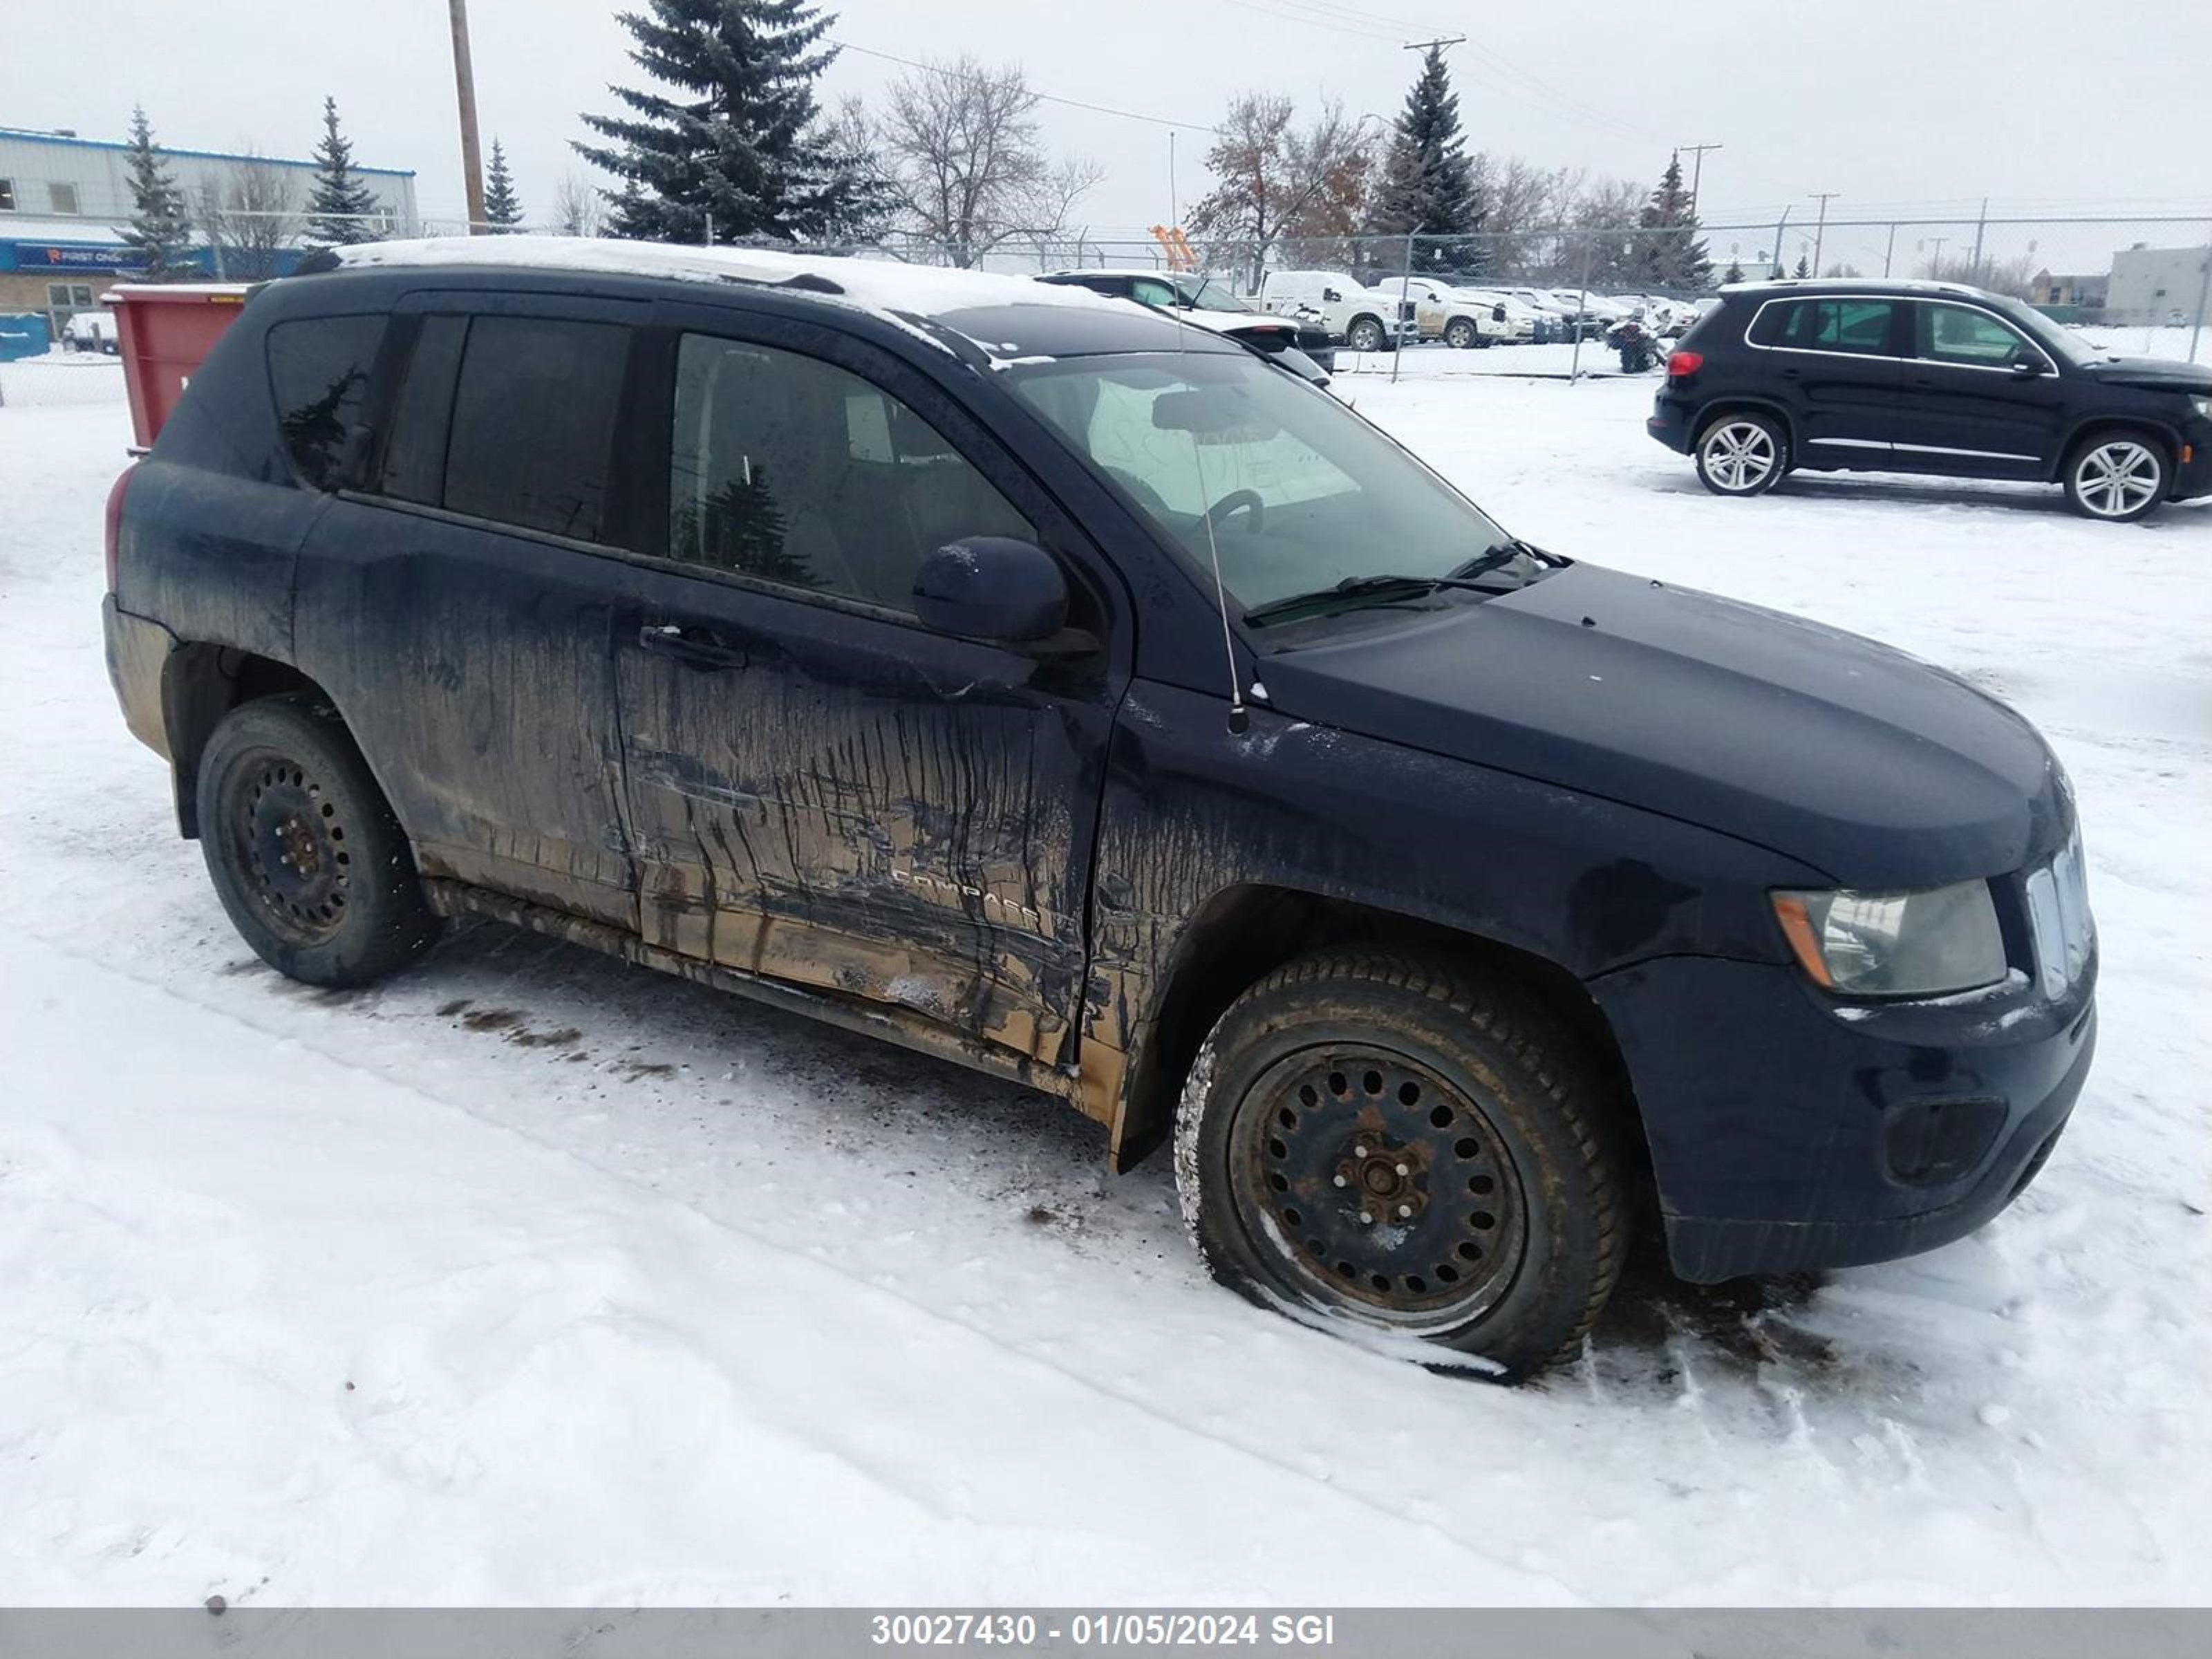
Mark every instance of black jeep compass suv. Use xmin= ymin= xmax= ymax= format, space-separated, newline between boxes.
xmin=103 ymin=241 xmax=2097 ymax=1376
xmin=1649 ymin=277 xmax=2212 ymax=521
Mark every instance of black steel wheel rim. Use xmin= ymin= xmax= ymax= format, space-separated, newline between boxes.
xmin=1227 ymin=1046 xmax=1528 ymax=1330
xmin=223 ymin=747 xmax=352 ymax=946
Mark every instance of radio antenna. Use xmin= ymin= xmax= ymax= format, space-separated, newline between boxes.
xmin=1172 ymin=259 xmax=1248 ymax=735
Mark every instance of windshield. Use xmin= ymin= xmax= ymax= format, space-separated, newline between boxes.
xmin=1177 ymin=276 xmax=1259 ymax=315
xmin=1006 ymin=351 xmax=1519 ymax=615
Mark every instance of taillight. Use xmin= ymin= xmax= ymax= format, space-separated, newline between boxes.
xmin=1667 ymin=350 xmax=1704 ymax=378
xmin=104 ymin=465 xmax=134 ymax=594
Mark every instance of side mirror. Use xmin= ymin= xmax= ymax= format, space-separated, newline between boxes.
xmin=913 ymin=536 xmax=1069 ymax=645
xmin=2009 ymin=354 xmax=2047 ymax=377
xmin=1322 ymin=287 xmax=1342 ymax=303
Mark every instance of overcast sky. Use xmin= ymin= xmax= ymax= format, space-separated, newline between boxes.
xmin=9 ymin=0 xmax=2209 ymax=265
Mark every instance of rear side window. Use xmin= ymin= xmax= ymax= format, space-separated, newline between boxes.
xmin=1750 ymin=298 xmax=1895 ymax=355
xmin=438 ymin=316 xmax=630 ymax=541
xmin=377 ymin=315 xmax=467 ymax=506
xmin=267 ymin=315 xmax=385 ymax=489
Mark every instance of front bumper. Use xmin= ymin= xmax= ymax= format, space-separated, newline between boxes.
xmin=1590 ymin=952 xmax=2097 ymax=1282
xmin=2172 ymin=418 xmax=2212 ymax=500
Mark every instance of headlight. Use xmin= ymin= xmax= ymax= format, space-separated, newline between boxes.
xmin=1771 ymin=881 xmax=2007 ymax=997
xmin=2193 ymin=395 xmax=2211 ymax=421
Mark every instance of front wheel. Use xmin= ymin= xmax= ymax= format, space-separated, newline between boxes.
xmin=1694 ymin=413 xmax=1787 ymax=497
xmin=196 ymin=693 xmax=443 ymax=987
xmin=1443 ymin=318 xmax=1477 ymax=350
xmin=1174 ymin=949 xmax=1629 ymax=1379
xmin=2063 ymin=433 xmax=2168 ymax=521
xmin=1345 ymin=315 xmax=1388 ymax=353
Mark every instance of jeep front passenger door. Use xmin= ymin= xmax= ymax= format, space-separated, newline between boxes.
xmin=610 ymin=311 xmax=1128 ymax=1068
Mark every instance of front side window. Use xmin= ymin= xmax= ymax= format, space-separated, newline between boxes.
xmin=439 ymin=316 xmax=629 ymax=541
xmin=668 ymin=333 xmax=1035 ymax=612
xmin=266 ymin=314 xmax=386 ymax=489
xmin=1009 ymin=350 xmax=1513 ymax=614
xmin=1752 ymin=298 xmax=1895 ymax=354
xmin=1918 ymin=302 xmax=2036 ymax=368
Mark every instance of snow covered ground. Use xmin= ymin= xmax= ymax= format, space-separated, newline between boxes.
xmin=1 ymin=358 xmax=2206 ymax=1609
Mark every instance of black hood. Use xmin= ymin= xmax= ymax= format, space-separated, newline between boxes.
xmin=1258 ymin=564 xmax=2065 ymax=888
xmin=2076 ymin=354 xmax=2212 ymax=395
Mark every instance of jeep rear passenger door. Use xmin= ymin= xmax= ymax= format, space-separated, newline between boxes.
xmin=293 ymin=293 xmax=645 ymax=932
xmin=608 ymin=306 xmax=1128 ymax=1068
xmin=1747 ymin=295 xmax=1907 ymax=461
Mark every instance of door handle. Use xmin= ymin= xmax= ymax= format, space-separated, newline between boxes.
xmin=638 ymin=622 xmax=747 ymax=671
xmin=1777 ymin=366 xmax=1801 ymax=378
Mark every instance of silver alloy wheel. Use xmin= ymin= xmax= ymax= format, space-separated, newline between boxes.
xmin=1347 ymin=317 xmax=1385 ymax=353
xmin=1701 ymin=420 xmax=1779 ymax=492
xmin=2072 ymin=440 xmax=2162 ymax=518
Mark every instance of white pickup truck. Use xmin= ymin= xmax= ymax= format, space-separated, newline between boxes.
xmin=62 ymin=310 xmax=122 ymax=355
xmin=1259 ymin=270 xmax=1420 ymax=353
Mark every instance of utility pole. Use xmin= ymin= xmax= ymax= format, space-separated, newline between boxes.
xmin=1808 ymin=191 xmax=1839 ymax=276
xmin=1402 ymin=35 xmax=1467 ymax=54
xmin=1969 ymin=196 xmax=1989 ymax=283
xmin=1925 ymin=236 xmax=1949 ymax=278
xmin=1678 ymin=142 xmax=1722 ymax=213
xmin=447 ymin=0 xmax=487 ymax=235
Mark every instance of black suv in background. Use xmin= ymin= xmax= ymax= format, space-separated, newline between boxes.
xmin=102 ymin=241 xmax=2097 ymax=1377
xmin=1649 ymin=278 xmax=2212 ymax=521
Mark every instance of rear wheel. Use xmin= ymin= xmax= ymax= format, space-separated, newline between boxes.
xmin=196 ymin=693 xmax=442 ymax=987
xmin=1346 ymin=315 xmax=1388 ymax=353
xmin=1174 ymin=948 xmax=1629 ymax=1379
xmin=1694 ymin=412 xmax=1787 ymax=497
xmin=2063 ymin=433 xmax=2168 ymax=521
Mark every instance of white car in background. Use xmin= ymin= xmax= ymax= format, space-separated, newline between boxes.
xmin=1259 ymin=269 xmax=1421 ymax=353
xmin=62 ymin=310 xmax=121 ymax=355
xmin=1383 ymin=275 xmax=1514 ymax=348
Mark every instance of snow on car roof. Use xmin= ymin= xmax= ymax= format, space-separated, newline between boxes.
xmin=320 ymin=236 xmax=1129 ymax=324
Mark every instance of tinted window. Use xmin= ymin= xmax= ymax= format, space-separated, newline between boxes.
xmin=441 ymin=316 xmax=629 ymax=541
xmin=1752 ymin=297 xmax=1895 ymax=354
xmin=377 ymin=315 xmax=467 ymax=506
xmin=267 ymin=315 xmax=386 ymax=489
xmin=669 ymin=334 xmax=1034 ymax=611
xmin=1918 ymin=302 xmax=2036 ymax=367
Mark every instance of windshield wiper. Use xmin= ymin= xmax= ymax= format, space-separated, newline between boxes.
xmin=1450 ymin=537 xmax=1556 ymax=581
xmin=1243 ymin=572 xmax=1509 ymax=628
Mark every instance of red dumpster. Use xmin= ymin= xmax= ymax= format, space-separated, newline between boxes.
xmin=106 ymin=282 xmax=252 ymax=449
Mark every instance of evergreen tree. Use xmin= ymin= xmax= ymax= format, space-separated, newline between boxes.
xmin=307 ymin=97 xmax=382 ymax=245
xmin=1722 ymin=258 xmax=1745 ymax=285
xmin=118 ymin=105 xmax=196 ymax=280
xmin=576 ymin=1 xmax=891 ymax=244
xmin=1635 ymin=153 xmax=1712 ymax=289
xmin=482 ymin=138 xmax=525 ymax=231
xmin=1365 ymin=44 xmax=1484 ymax=275
xmin=1794 ymin=252 xmax=1810 ymax=278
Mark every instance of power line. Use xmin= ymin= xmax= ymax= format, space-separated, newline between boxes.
xmin=828 ymin=40 xmax=1221 ymax=135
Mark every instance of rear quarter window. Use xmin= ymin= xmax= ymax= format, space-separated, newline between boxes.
xmin=265 ymin=315 xmax=386 ymax=489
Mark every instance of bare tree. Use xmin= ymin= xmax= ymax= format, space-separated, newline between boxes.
xmin=1187 ymin=94 xmax=1376 ymax=290
xmin=200 ymin=154 xmax=301 ymax=282
xmin=551 ymin=170 xmax=605 ymax=239
xmin=877 ymin=56 xmax=1100 ymax=268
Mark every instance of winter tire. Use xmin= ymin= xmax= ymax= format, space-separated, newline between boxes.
xmin=1346 ymin=315 xmax=1388 ymax=354
xmin=195 ymin=693 xmax=442 ymax=987
xmin=1694 ymin=412 xmax=1786 ymax=498
xmin=2063 ymin=432 xmax=2168 ymax=522
xmin=1444 ymin=318 xmax=1478 ymax=350
xmin=1174 ymin=948 xmax=1629 ymax=1380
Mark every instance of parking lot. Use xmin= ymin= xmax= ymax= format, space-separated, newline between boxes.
xmin=1 ymin=355 xmax=2206 ymax=1605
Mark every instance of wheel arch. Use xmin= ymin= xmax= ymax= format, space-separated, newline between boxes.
xmin=2053 ymin=416 xmax=2182 ymax=485
xmin=161 ymin=645 xmax=330 ymax=838
xmin=1108 ymin=883 xmax=1646 ymax=1179
xmin=1691 ymin=396 xmax=1799 ymax=457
